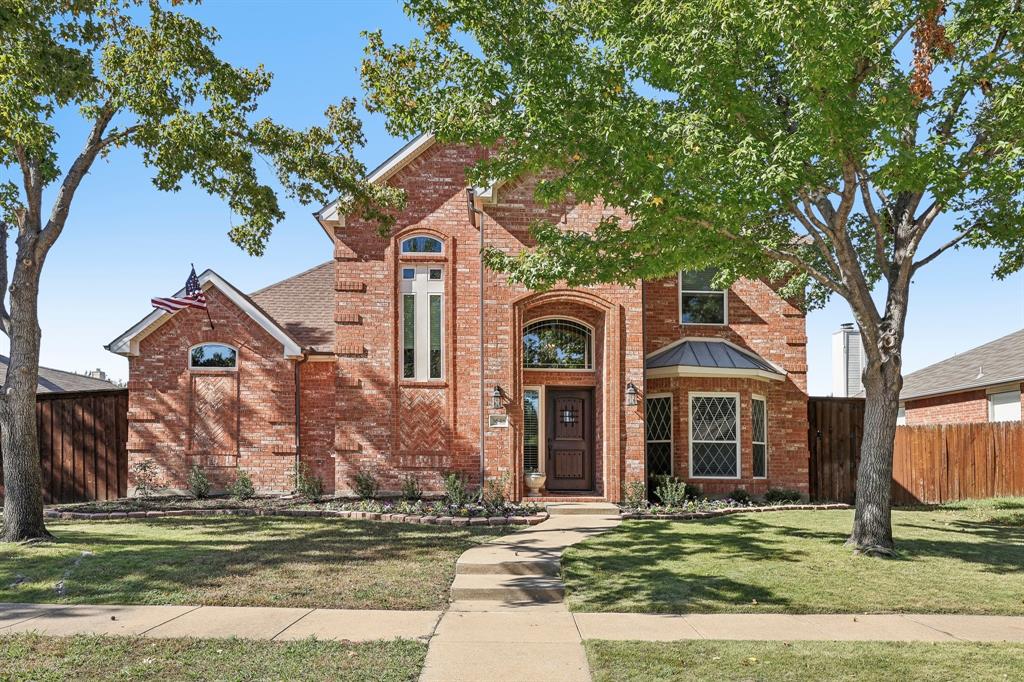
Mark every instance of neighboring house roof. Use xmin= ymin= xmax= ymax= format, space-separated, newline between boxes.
xmin=107 ymin=269 xmax=305 ymax=359
xmin=899 ymin=328 xmax=1024 ymax=401
xmin=249 ymin=262 xmax=335 ymax=353
xmin=646 ymin=338 xmax=786 ymax=382
xmin=0 ymin=355 xmax=118 ymax=393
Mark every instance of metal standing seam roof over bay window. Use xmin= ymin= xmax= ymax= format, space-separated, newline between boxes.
xmin=645 ymin=338 xmax=786 ymax=382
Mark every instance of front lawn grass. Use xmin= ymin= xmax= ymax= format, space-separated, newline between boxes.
xmin=0 ymin=518 xmax=503 ymax=609
xmin=0 ymin=633 xmax=425 ymax=682
xmin=564 ymin=499 xmax=1024 ymax=614
xmin=586 ymin=640 xmax=1024 ymax=682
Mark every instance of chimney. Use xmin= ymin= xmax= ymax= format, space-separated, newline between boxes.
xmin=832 ymin=323 xmax=864 ymax=397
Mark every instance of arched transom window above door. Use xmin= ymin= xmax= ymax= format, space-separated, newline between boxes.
xmin=401 ymin=235 xmax=443 ymax=254
xmin=523 ymin=319 xmax=593 ymax=370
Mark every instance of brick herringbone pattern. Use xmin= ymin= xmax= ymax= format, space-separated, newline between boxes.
xmin=191 ymin=375 xmax=238 ymax=454
xmin=398 ymin=388 xmax=448 ymax=453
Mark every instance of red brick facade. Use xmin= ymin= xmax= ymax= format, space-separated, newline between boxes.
xmin=903 ymin=384 xmax=1024 ymax=426
xmin=120 ymin=141 xmax=810 ymax=500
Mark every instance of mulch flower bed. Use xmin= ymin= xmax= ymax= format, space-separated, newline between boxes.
xmin=619 ymin=502 xmax=851 ymax=520
xmin=45 ymin=496 xmax=549 ymax=527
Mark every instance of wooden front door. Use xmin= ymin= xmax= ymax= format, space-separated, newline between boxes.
xmin=546 ymin=389 xmax=594 ymax=491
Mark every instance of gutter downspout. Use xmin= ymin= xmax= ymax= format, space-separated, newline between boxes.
xmin=293 ymin=352 xmax=309 ymax=493
xmin=466 ymin=188 xmax=486 ymax=495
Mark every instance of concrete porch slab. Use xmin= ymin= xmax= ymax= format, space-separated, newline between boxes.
xmin=273 ymin=609 xmax=441 ymax=642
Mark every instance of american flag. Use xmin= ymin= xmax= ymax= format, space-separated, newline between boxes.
xmin=151 ymin=266 xmax=208 ymax=313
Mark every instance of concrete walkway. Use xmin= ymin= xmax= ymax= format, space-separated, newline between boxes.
xmin=421 ymin=505 xmax=622 ymax=682
xmin=0 ymin=603 xmax=441 ymax=642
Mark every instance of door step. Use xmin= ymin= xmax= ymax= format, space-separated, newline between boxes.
xmin=456 ymin=557 xmax=560 ymax=576
xmin=545 ymin=502 xmax=621 ymax=516
xmin=449 ymin=573 xmax=565 ymax=603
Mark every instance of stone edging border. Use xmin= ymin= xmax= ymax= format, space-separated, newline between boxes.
xmin=44 ymin=507 xmax=551 ymax=527
xmin=619 ymin=502 xmax=851 ymax=520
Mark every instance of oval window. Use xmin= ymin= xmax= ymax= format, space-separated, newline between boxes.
xmin=190 ymin=344 xmax=237 ymax=369
xmin=523 ymin=319 xmax=592 ymax=370
xmin=401 ymin=236 xmax=443 ymax=254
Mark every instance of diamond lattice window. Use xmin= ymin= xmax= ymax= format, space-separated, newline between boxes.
xmin=690 ymin=395 xmax=738 ymax=477
xmin=752 ymin=397 xmax=767 ymax=478
xmin=645 ymin=396 xmax=673 ymax=480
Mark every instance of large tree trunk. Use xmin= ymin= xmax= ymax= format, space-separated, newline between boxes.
xmin=847 ymin=356 xmax=902 ymax=556
xmin=1 ymin=258 xmax=51 ymax=542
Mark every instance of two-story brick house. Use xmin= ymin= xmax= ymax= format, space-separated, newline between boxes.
xmin=108 ymin=135 xmax=810 ymax=501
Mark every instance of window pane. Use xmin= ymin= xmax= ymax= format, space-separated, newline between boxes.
xmin=403 ymin=294 xmax=415 ymax=379
xmin=190 ymin=344 xmax=236 ymax=368
xmin=647 ymin=442 xmax=673 ymax=479
xmin=523 ymin=390 xmax=540 ymax=471
xmin=429 ymin=268 xmax=442 ymax=280
xmin=681 ymin=292 xmax=725 ymax=324
xmin=752 ymin=399 xmax=766 ymax=443
xmin=523 ymin=319 xmax=592 ymax=369
xmin=753 ymin=444 xmax=766 ymax=478
xmin=646 ymin=397 xmax=672 ymax=442
xmin=402 ymin=236 xmax=443 ymax=253
xmin=989 ymin=390 xmax=1022 ymax=422
xmin=692 ymin=442 xmax=738 ymax=477
xmin=429 ymin=294 xmax=442 ymax=379
xmin=402 ymin=267 xmax=415 ymax=280
xmin=680 ymin=268 xmax=722 ymax=291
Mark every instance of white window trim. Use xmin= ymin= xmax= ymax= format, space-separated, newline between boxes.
xmin=524 ymin=385 xmax=546 ymax=475
xmin=678 ymin=270 xmax=729 ymax=326
xmin=645 ymin=392 xmax=674 ymax=477
xmin=522 ymin=315 xmax=595 ymax=372
xmin=400 ymin=234 xmax=444 ymax=255
xmin=987 ymin=388 xmax=1022 ymax=422
xmin=752 ymin=393 xmax=767 ymax=479
xmin=688 ymin=391 xmax=741 ymax=479
xmin=896 ymin=402 xmax=907 ymax=426
xmin=188 ymin=343 xmax=238 ymax=372
xmin=400 ymin=265 xmax=445 ymax=381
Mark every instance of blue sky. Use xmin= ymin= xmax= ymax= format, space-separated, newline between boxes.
xmin=16 ymin=0 xmax=1024 ymax=393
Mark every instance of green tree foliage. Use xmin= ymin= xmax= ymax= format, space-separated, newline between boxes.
xmin=362 ymin=0 xmax=1024 ymax=553
xmin=0 ymin=0 xmax=400 ymax=541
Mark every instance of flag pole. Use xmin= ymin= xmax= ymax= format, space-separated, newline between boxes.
xmin=193 ymin=263 xmax=215 ymax=329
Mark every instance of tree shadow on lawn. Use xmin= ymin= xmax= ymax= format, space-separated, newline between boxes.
xmin=0 ymin=518 xmax=500 ymax=608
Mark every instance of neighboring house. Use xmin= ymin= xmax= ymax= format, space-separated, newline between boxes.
xmin=0 ymin=355 xmax=118 ymax=393
xmin=107 ymin=136 xmax=809 ymax=500
xmin=894 ymin=329 xmax=1024 ymax=426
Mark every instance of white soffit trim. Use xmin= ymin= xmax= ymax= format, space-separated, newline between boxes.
xmin=105 ymin=270 xmax=304 ymax=359
xmin=646 ymin=366 xmax=786 ymax=382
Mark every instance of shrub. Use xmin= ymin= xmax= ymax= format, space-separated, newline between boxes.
xmin=130 ymin=459 xmax=163 ymax=498
xmin=764 ymin=488 xmax=802 ymax=504
xmin=400 ymin=474 xmax=422 ymax=501
xmin=653 ymin=476 xmax=689 ymax=507
xmin=443 ymin=471 xmax=472 ymax=507
xmin=229 ymin=470 xmax=255 ymax=500
xmin=623 ymin=480 xmax=647 ymax=510
xmin=728 ymin=487 xmax=751 ymax=504
xmin=187 ymin=466 xmax=211 ymax=499
xmin=296 ymin=463 xmax=325 ymax=501
xmin=684 ymin=482 xmax=702 ymax=500
xmin=351 ymin=469 xmax=378 ymax=500
xmin=483 ymin=472 xmax=511 ymax=508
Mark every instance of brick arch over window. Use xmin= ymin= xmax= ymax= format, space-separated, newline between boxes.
xmin=509 ymin=289 xmax=624 ymax=499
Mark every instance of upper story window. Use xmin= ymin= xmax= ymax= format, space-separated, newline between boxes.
xmin=679 ymin=268 xmax=727 ymax=325
xmin=400 ymin=265 xmax=444 ymax=380
xmin=190 ymin=344 xmax=237 ymax=370
xmin=523 ymin=319 xmax=592 ymax=370
xmin=401 ymin=235 xmax=443 ymax=254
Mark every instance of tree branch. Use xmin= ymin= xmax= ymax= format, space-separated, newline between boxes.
xmin=855 ymin=167 xmax=889 ymax=278
xmin=912 ymin=225 xmax=976 ymax=272
xmin=0 ymin=218 xmax=13 ymax=337
xmin=786 ymin=202 xmax=842 ymax=278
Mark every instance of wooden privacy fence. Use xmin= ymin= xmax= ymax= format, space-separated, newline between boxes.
xmin=0 ymin=389 xmax=128 ymax=504
xmin=808 ymin=396 xmax=1024 ymax=504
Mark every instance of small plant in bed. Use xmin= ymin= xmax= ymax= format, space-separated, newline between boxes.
xmin=187 ymin=466 xmax=211 ymax=499
xmin=324 ymin=497 xmax=544 ymax=519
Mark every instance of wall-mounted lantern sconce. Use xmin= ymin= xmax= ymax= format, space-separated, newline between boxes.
xmin=491 ymin=385 xmax=505 ymax=410
xmin=625 ymin=382 xmax=640 ymax=407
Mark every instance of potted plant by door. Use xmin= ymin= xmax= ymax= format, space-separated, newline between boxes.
xmin=524 ymin=469 xmax=546 ymax=497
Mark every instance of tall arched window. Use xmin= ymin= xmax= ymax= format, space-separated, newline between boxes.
xmin=523 ymin=319 xmax=592 ymax=370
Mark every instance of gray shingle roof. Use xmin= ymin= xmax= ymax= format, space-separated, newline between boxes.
xmin=900 ymin=328 xmax=1024 ymax=400
xmin=248 ymin=262 xmax=334 ymax=353
xmin=646 ymin=339 xmax=783 ymax=376
xmin=0 ymin=356 xmax=118 ymax=393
